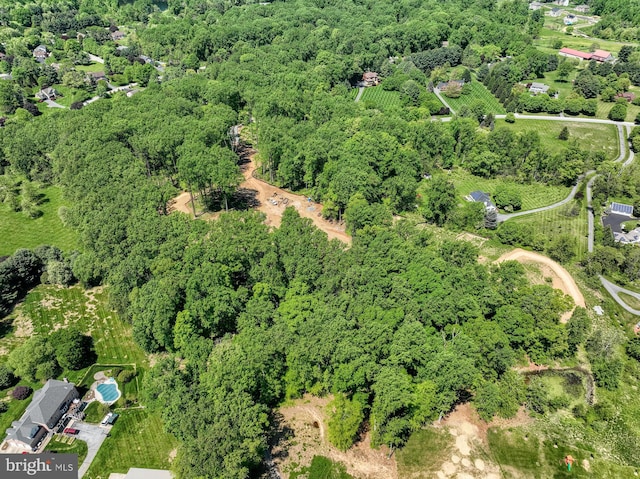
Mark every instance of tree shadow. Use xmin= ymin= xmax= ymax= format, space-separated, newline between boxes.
xmin=201 ymin=188 xmax=260 ymax=213
xmin=267 ymin=411 xmax=294 ymax=462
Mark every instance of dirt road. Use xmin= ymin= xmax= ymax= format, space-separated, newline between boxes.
xmin=169 ymin=148 xmax=351 ymax=244
xmin=240 ymin=150 xmax=351 ymax=244
xmin=495 ymin=248 xmax=585 ymax=322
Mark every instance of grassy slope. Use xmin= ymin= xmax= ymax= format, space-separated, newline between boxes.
xmin=510 ymin=200 xmax=589 ymax=259
xmin=45 ymin=435 xmax=89 ymax=464
xmin=495 ymin=119 xmax=620 ymax=160
xmin=433 ymin=169 xmax=571 ymax=212
xmin=359 ymin=86 xmax=402 ymax=108
xmin=0 ymin=186 xmax=78 ymax=256
xmin=445 ymin=80 xmax=506 ymax=114
xmin=85 ymin=409 xmax=177 ymax=479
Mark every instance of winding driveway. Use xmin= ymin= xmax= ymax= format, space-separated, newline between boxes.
xmin=599 ymin=276 xmax=640 ymax=316
xmin=433 ymin=87 xmax=455 ymax=114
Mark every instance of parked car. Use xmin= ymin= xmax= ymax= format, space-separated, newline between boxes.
xmin=63 ymin=428 xmax=79 ymax=435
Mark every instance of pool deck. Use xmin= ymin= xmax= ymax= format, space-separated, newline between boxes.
xmin=89 ymin=372 xmax=122 ymax=405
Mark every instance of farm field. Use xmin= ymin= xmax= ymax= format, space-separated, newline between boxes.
xmin=359 ymin=86 xmax=402 ymax=109
xmin=495 ymin=120 xmax=620 ymax=160
xmin=444 ymin=80 xmax=506 ymax=115
xmin=85 ymin=409 xmax=177 ymax=479
xmin=443 ymin=169 xmax=571 ymax=212
xmin=511 ymin=200 xmax=589 ymax=259
xmin=0 ymin=185 xmax=78 ymax=256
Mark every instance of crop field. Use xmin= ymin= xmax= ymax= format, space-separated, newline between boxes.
xmin=511 ymin=200 xmax=588 ymax=259
xmin=444 ymin=80 xmax=505 ymax=115
xmin=443 ymin=169 xmax=571 ymax=212
xmin=85 ymin=409 xmax=177 ymax=479
xmin=359 ymin=86 xmax=402 ymax=109
xmin=0 ymin=185 xmax=78 ymax=256
xmin=495 ymin=120 xmax=620 ymax=160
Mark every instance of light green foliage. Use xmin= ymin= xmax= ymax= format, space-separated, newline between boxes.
xmin=327 ymin=394 xmax=364 ymax=451
xmin=7 ymin=336 xmax=57 ymax=381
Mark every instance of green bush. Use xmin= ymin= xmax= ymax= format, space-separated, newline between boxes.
xmin=608 ymin=103 xmax=627 ymax=121
xmin=505 ymin=112 xmax=515 ymax=123
xmin=117 ymin=369 xmax=136 ymax=385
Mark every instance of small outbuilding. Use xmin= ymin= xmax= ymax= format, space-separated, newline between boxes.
xmin=362 ymin=71 xmax=380 ymax=87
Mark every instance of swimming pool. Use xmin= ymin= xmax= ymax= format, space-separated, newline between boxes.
xmin=95 ymin=378 xmax=121 ymax=403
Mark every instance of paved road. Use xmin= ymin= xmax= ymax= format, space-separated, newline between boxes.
xmin=354 ymin=86 xmax=364 ymax=102
xmin=83 ymin=83 xmax=139 ymax=106
xmin=74 ymin=420 xmax=111 ymax=478
xmin=433 ymin=87 xmax=455 ymax=114
xmin=495 ymin=113 xmax=635 ymax=127
xmin=599 ymin=276 xmax=640 ymax=315
xmin=87 ymin=54 xmax=104 ymax=64
xmin=44 ymin=99 xmax=66 ymax=109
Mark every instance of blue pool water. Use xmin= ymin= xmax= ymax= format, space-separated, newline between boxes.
xmin=96 ymin=380 xmax=119 ymax=402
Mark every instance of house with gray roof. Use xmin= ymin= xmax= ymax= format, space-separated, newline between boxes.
xmin=4 ymin=379 xmax=78 ymax=451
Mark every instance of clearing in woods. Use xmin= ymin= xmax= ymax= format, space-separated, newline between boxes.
xmin=169 ymin=148 xmax=351 ymax=244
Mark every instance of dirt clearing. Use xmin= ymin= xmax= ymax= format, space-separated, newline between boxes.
xmin=495 ymin=248 xmax=585 ymax=322
xmin=272 ymin=395 xmax=395 ymax=479
xmin=168 ymin=148 xmax=351 ymax=244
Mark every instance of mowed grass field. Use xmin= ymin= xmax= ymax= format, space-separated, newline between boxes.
xmin=443 ymin=169 xmax=571 ymax=212
xmin=397 ymin=427 xmax=454 ymax=478
xmin=445 ymin=80 xmax=506 ymax=115
xmin=360 ymin=86 xmax=402 ymax=108
xmin=85 ymin=409 xmax=177 ymax=479
xmin=511 ymin=200 xmax=589 ymax=259
xmin=0 ymin=185 xmax=78 ymax=256
xmin=495 ymin=120 xmax=620 ymax=160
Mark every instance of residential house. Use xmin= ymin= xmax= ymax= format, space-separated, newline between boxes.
xmin=558 ymin=47 xmax=593 ymax=61
xmin=529 ymin=82 xmax=550 ymax=95
xmin=4 ymin=380 xmax=79 ymax=451
xmin=591 ymin=49 xmax=615 ymax=63
xmin=467 ymin=191 xmax=498 ymax=229
xmin=111 ymin=30 xmax=126 ymax=41
xmin=436 ymin=79 xmax=465 ymax=90
xmin=529 ymin=2 xmax=543 ymax=10
xmin=575 ymin=4 xmax=589 ymax=13
xmin=550 ymin=8 xmax=563 ymax=17
xmin=564 ymin=14 xmax=577 ymax=25
xmin=33 ymin=45 xmax=48 ymax=62
xmin=87 ymin=71 xmax=107 ymax=83
xmin=35 ymin=87 xmax=59 ymax=101
xmin=554 ymin=0 xmax=569 ymax=6
xmin=616 ymin=92 xmax=636 ymax=102
xmin=362 ymin=71 xmax=379 ymax=87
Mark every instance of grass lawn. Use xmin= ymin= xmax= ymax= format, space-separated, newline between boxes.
xmin=290 ymin=456 xmax=353 ymax=479
xmin=511 ymin=200 xmax=589 ymax=259
xmin=619 ymin=292 xmax=640 ymax=310
xmin=85 ymin=409 xmax=177 ymax=479
xmin=75 ymin=63 xmax=105 ymax=73
xmin=596 ymin=99 xmax=640 ymax=123
xmin=0 ymin=185 xmax=78 ymax=256
xmin=45 ymin=435 xmax=89 ymax=464
xmin=397 ymin=427 xmax=454 ymax=478
xmin=359 ymin=86 xmax=402 ymax=109
xmin=444 ymin=80 xmax=506 ymax=115
xmin=83 ymin=401 xmax=111 ymax=424
xmin=487 ymin=427 xmax=637 ymax=478
xmin=534 ymin=25 xmax=632 ymax=54
xmin=0 ymin=285 xmax=147 ymax=390
xmin=442 ymin=169 xmax=571 ymax=212
xmin=495 ymin=119 xmax=620 ymax=160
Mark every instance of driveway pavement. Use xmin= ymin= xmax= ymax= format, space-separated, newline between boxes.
xmin=73 ymin=420 xmax=111 ymax=478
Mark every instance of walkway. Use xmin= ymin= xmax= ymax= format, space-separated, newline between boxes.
xmin=598 ymin=276 xmax=640 ymax=316
xmin=433 ymin=87 xmax=455 ymax=114
xmin=74 ymin=420 xmax=111 ymax=478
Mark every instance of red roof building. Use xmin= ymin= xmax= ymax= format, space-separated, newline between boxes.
xmin=558 ymin=47 xmax=615 ymax=63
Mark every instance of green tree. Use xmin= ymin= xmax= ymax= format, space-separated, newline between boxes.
xmin=327 ymin=394 xmax=364 ymax=451
xmin=49 ymin=328 xmax=94 ymax=370
xmin=608 ymin=103 xmax=627 ymax=121
xmin=421 ymin=176 xmax=456 ymax=226
xmin=7 ymin=336 xmax=57 ymax=381
xmin=0 ymin=364 xmax=15 ymax=389
xmin=558 ymin=126 xmax=569 ymax=140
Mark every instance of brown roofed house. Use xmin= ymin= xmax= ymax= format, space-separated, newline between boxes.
xmin=362 ymin=71 xmax=379 ymax=87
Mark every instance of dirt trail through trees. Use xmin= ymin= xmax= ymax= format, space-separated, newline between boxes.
xmin=240 ymin=148 xmax=351 ymax=244
xmin=169 ymin=148 xmax=351 ymax=244
xmin=495 ymin=248 xmax=585 ymax=322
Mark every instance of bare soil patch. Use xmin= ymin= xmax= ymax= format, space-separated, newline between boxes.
xmin=12 ymin=312 xmax=33 ymax=338
xmin=495 ymin=248 xmax=585 ymax=323
xmin=272 ymin=395 xmax=395 ymax=479
xmin=168 ymin=144 xmax=351 ymax=244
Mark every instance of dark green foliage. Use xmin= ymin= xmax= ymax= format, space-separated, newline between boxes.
xmin=0 ymin=364 xmax=15 ymax=389
xmin=526 ymin=377 xmax=549 ymax=414
xmin=12 ymin=386 xmax=31 ymax=400
xmin=0 ymin=248 xmax=44 ymax=316
xmin=493 ymin=185 xmax=522 ymax=211
xmin=49 ymin=328 xmax=95 ymax=370
xmin=117 ymin=369 xmax=136 ymax=385
xmin=627 ymin=337 xmax=640 ymax=361
xmin=609 ymin=103 xmax=627 ymax=121
xmin=559 ymin=126 xmax=569 ymax=141
xmin=421 ymin=177 xmax=457 ymax=226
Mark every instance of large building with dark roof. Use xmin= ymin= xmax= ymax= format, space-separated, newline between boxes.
xmin=4 ymin=379 xmax=78 ymax=451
